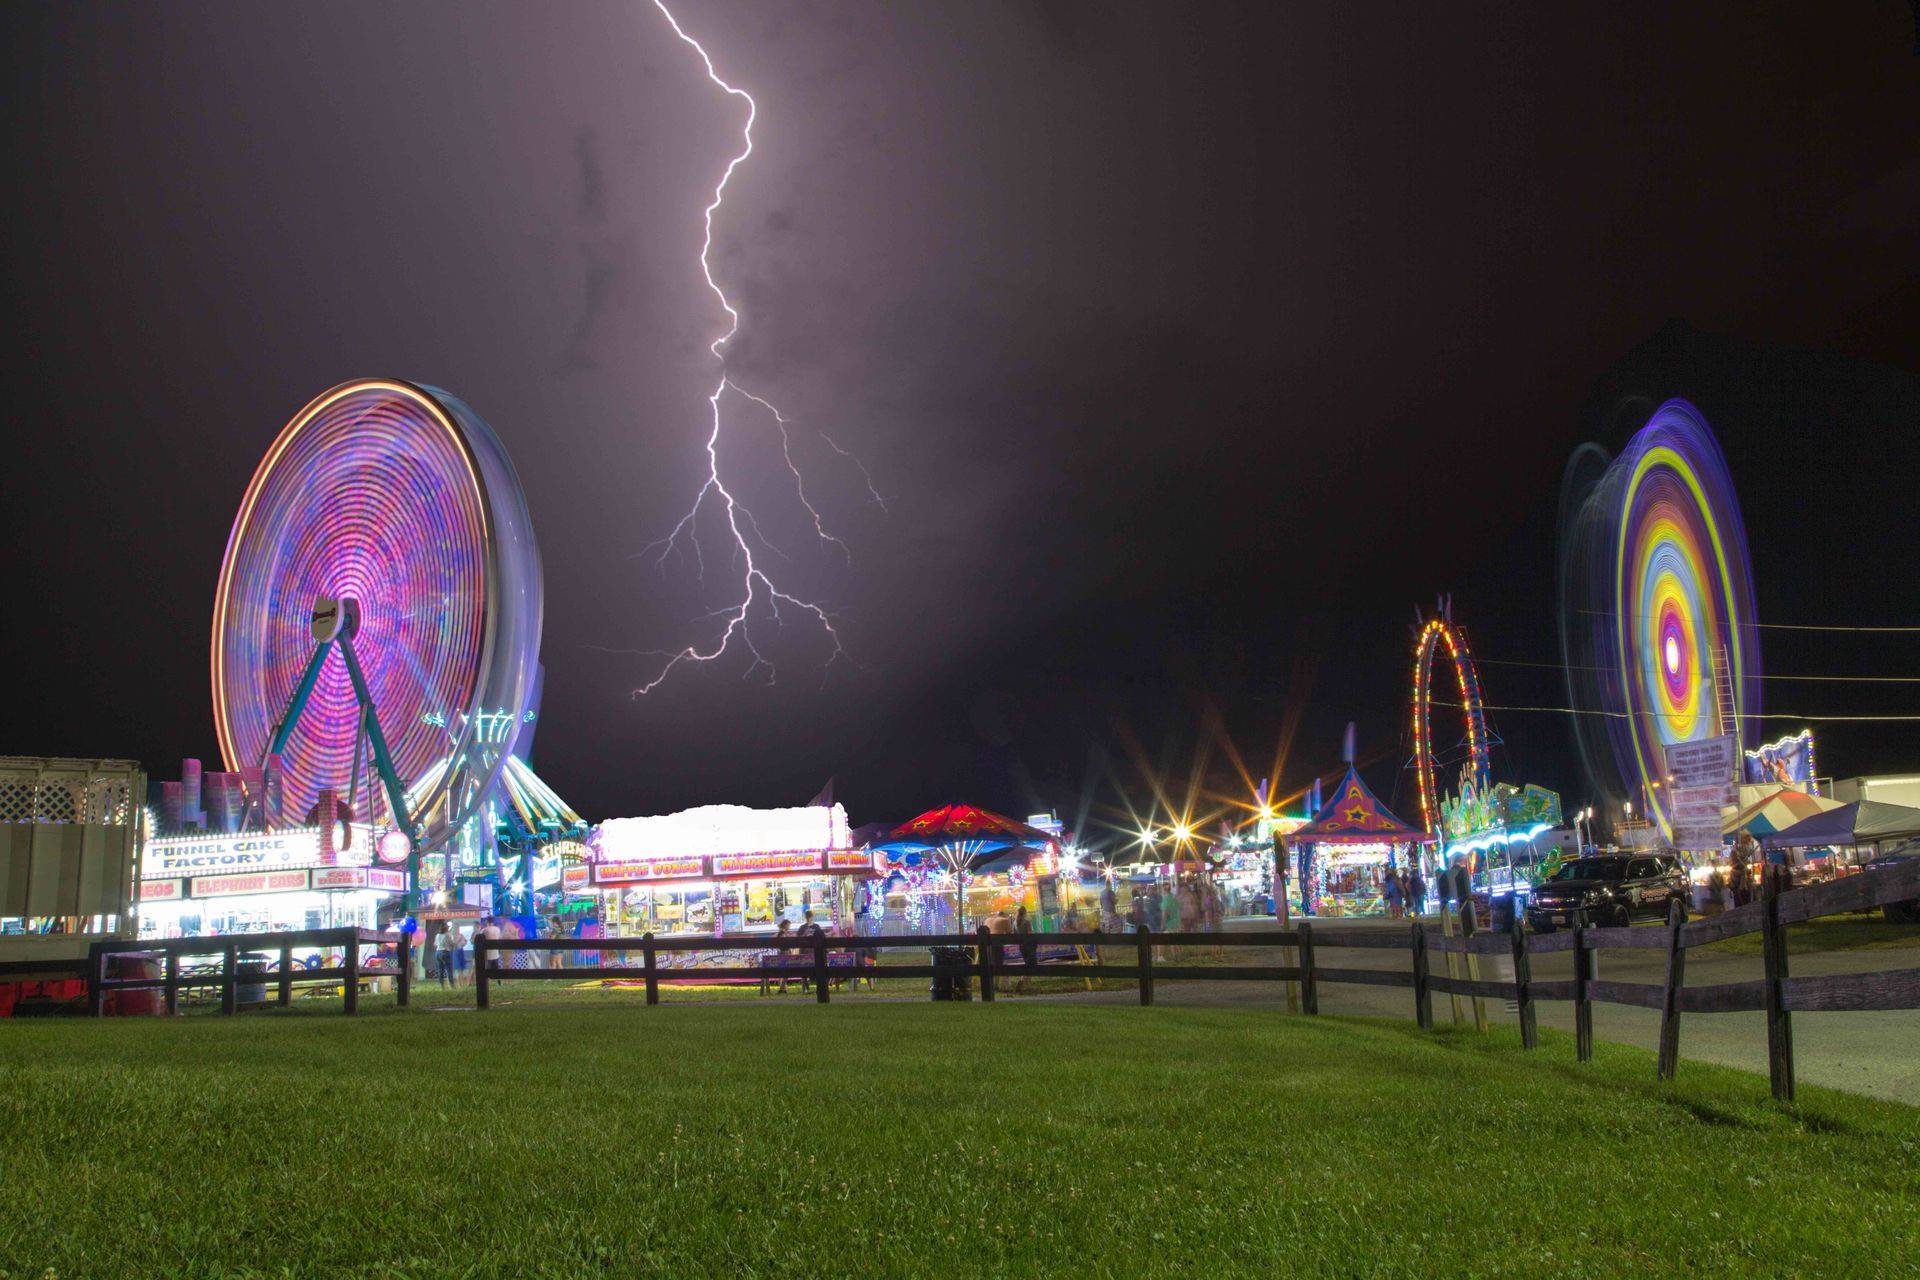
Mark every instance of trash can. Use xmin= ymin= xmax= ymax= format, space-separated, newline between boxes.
xmin=929 ymin=946 xmax=973 ymax=1001
xmin=105 ymin=953 xmax=163 ymax=1016
xmin=236 ymin=953 xmax=271 ymax=1006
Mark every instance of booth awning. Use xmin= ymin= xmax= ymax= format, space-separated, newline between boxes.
xmin=1761 ymin=799 xmax=1920 ymax=849
xmin=1723 ymin=788 xmax=1842 ymax=837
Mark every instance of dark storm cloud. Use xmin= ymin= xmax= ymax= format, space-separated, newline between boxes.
xmin=4 ymin=1 xmax=1918 ymax=833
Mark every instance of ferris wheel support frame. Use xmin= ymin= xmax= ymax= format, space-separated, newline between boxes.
xmin=262 ymin=597 xmax=424 ymax=911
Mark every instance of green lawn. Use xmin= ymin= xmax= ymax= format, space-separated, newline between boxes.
xmin=1698 ymin=910 xmax=1920 ymax=957
xmin=1 ymin=1005 xmax=1914 ymax=1279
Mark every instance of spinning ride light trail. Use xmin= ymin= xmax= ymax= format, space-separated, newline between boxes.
xmin=212 ymin=379 xmax=545 ymax=888
xmin=1559 ymin=399 xmax=1759 ymax=838
xmin=638 ymin=0 xmax=880 ymax=694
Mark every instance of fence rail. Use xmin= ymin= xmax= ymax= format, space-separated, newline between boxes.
xmin=85 ymin=927 xmax=409 ymax=1016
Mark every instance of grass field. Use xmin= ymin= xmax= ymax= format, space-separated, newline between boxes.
xmin=2 ymin=1004 xmax=1915 ymax=1280
xmin=1698 ymin=909 xmax=1920 ymax=957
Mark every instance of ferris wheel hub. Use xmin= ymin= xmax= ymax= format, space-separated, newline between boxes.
xmin=309 ymin=597 xmax=361 ymax=644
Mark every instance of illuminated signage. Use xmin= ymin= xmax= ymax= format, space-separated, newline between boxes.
xmin=140 ymin=879 xmax=183 ymax=902
xmin=145 ymin=827 xmax=371 ymax=879
xmin=826 ymin=849 xmax=877 ymax=872
xmin=562 ymin=863 xmax=592 ymax=893
xmin=313 ymin=867 xmax=369 ymax=891
xmin=368 ymin=869 xmax=406 ymax=892
xmin=711 ymin=850 xmax=824 ymax=877
xmin=594 ymin=858 xmax=705 ymax=885
xmin=190 ymin=870 xmax=311 ymax=898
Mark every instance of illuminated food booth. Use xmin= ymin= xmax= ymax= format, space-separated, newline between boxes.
xmin=137 ymin=823 xmax=406 ymax=939
xmin=586 ymin=804 xmax=875 ymax=936
xmin=1286 ymin=765 xmax=1434 ymax=917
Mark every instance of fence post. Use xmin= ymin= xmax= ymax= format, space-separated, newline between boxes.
xmin=276 ymin=945 xmax=292 ymax=1007
xmin=977 ymin=925 xmax=996 ymax=1002
xmin=1572 ymin=910 xmax=1593 ymax=1063
xmin=1135 ymin=925 xmax=1153 ymax=1006
xmin=1761 ymin=889 xmax=1794 ymax=1101
xmin=643 ymin=933 xmax=659 ymax=1006
xmin=1298 ymin=920 xmax=1318 ymax=1015
xmin=166 ymin=949 xmax=182 ymax=1016
xmin=1411 ymin=920 xmax=1432 ymax=1030
xmin=1657 ymin=897 xmax=1686 ymax=1080
xmin=1440 ymin=904 xmax=1464 ymax=1026
xmin=221 ymin=943 xmax=238 ymax=1016
xmin=1459 ymin=899 xmax=1487 ymax=1032
xmin=85 ymin=942 xmax=106 ymax=1017
xmin=476 ymin=936 xmax=491 ymax=1010
xmin=814 ymin=934 xmax=831 ymax=1004
xmin=397 ymin=932 xmax=411 ymax=1009
xmin=1510 ymin=910 xmax=1536 ymax=1049
xmin=343 ymin=937 xmax=360 ymax=1016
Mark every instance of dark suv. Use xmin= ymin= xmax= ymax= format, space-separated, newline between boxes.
xmin=1527 ymin=854 xmax=1688 ymax=931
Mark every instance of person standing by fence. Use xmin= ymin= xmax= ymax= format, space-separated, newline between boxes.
xmin=433 ymin=925 xmax=456 ymax=988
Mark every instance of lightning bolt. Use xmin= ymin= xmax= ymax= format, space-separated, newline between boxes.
xmin=638 ymin=0 xmax=882 ymax=695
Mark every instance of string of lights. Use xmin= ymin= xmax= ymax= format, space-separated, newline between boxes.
xmin=1473 ymin=655 xmax=1920 ymax=683
xmin=1432 ymin=699 xmax=1920 ymax=723
xmin=1578 ymin=608 xmax=1920 ymax=633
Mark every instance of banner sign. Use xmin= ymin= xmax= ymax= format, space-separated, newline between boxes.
xmin=189 ymin=870 xmax=311 ymax=898
xmin=311 ymin=867 xmax=369 ymax=890
xmin=825 ymin=849 xmax=877 ymax=872
xmin=562 ymin=863 xmax=593 ymax=893
xmin=710 ymin=850 xmax=823 ymax=877
xmin=368 ymin=868 xmax=406 ymax=892
xmin=595 ymin=858 xmax=705 ymax=885
xmin=146 ymin=827 xmax=372 ymax=879
xmin=139 ymin=879 xmax=183 ymax=902
xmin=1665 ymin=735 xmax=1738 ymax=798
xmin=1744 ymin=731 xmax=1815 ymax=787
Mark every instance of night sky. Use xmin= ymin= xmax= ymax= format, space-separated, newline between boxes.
xmin=5 ymin=3 xmax=1918 ymax=843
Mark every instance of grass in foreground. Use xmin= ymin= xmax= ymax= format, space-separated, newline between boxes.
xmin=1 ymin=1005 xmax=1915 ymax=1279
xmin=1697 ymin=909 xmax=1920 ymax=956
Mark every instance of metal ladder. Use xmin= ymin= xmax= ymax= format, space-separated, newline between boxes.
xmin=1711 ymin=644 xmax=1738 ymax=739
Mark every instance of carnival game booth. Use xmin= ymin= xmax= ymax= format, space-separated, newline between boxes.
xmin=587 ymin=804 xmax=875 ymax=941
xmin=1211 ymin=811 xmax=1309 ymax=919
xmin=1288 ymin=766 xmax=1434 ymax=917
xmin=866 ymin=805 xmax=1065 ymax=935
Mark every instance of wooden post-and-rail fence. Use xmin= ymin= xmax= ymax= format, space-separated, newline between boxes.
xmin=73 ymin=862 xmax=1920 ymax=1104
xmin=85 ymin=926 xmax=409 ymax=1016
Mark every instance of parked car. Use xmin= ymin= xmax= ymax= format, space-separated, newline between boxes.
xmin=1864 ymin=849 xmax=1920 ymax=924
xmin=1527 ymin=853 xmax=1688 ymax=931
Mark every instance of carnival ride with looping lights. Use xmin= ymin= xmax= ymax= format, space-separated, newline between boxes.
xmin=211 ymin=379 xmax=546 ymax=901
xmin=1559 ymin=398 xmax=1760 ymax=838
xmin=1410 ymin=600 xmax=1493 ymax=837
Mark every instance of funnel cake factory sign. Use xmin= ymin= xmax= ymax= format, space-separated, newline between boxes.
xmin=144 ymin=828 xmax=372 ymax=879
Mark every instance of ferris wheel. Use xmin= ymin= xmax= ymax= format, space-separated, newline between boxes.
xmin=211 ymin=378 xmax=544 ymax=862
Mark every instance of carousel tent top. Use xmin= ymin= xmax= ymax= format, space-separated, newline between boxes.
xmin=1290 ymin=765 xmax=1434 ymax=845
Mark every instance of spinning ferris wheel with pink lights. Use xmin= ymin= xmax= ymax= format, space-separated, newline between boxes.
xmin=210 ymin=379 xmax=545 ymax=895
